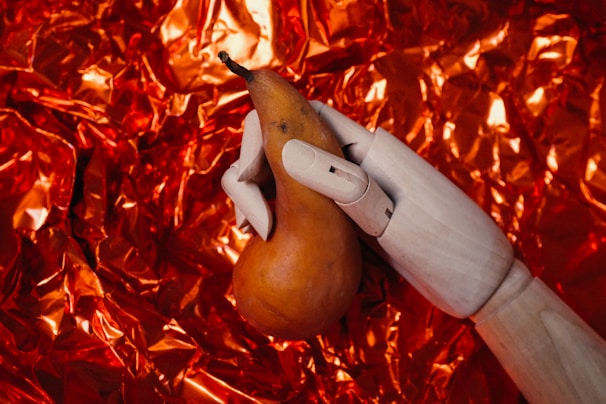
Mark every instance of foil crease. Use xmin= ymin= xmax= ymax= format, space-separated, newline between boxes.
xmin=1 ymin=0 xmax=605 ymax=402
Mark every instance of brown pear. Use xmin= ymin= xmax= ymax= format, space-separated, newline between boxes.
xmin=220 ymin=52 xmax=363 ymax=340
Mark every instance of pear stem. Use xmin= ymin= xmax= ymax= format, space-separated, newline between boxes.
xmin=219 ymin=51 xmax=254 ymax=83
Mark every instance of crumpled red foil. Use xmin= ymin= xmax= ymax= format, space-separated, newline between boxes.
xmin=1 ymin=0 xmax=605 ymax=402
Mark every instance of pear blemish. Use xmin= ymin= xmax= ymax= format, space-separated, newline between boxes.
xmin=220 ymin=52 xmax=363 ymax=340
xmin=277 ymin=120 xmax=288 ymax=133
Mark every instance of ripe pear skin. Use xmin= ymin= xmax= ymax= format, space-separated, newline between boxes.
xmin=221 ymin=53 xmax=363 ymax=340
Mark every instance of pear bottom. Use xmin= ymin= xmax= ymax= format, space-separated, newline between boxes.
xmin=233 ymin=226 xmax=362 ymax=340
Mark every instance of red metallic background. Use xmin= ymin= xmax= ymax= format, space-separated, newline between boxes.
xmin=1 ymin=0 xmax=605 ymax=402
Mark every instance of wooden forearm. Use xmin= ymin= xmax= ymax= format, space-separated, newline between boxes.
xmin=472 ymin=259 xmax=606 ymax=403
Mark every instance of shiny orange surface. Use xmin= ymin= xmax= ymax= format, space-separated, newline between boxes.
xmin=1 ymin=0 xmax=605 ymax=402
